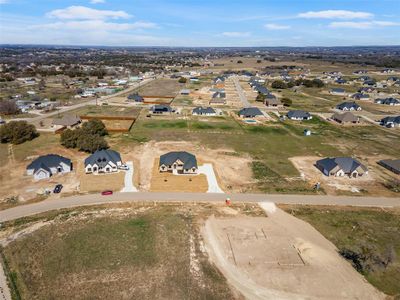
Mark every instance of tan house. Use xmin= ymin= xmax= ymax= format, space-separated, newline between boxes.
xmin=332 ymin=112 xmax=359 ymax=124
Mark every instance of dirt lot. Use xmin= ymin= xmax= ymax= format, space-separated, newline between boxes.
xmin=289 ymin=156 xmax=399 ymax=196
xmin=137 ymin=79 xmax=183 ymax=97
xmin=150 ymin=158 xmax=208 ymax=192
xmin=202 ymin=203 xmax=385 ymax=300
xmin=0 ymin=204 xmax=241 ymax=300
xmin=124 ymin=141 xmax=254 ymax=192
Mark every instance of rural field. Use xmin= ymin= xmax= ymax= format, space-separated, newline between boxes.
xmin=280 ymin=205 xmax=400 ymax=297
xmin=0 ymin=203 xmax=249 ymax=300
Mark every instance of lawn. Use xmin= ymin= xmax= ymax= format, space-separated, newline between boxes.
xmin=1 ymin=205 xmax=235 ymax=300
xmin=280 ymin=205 xmax=400 ymax=297
xmin=59 ymin=105 xmax=141 ymax=118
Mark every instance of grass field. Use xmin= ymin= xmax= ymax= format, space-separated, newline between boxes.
xmin=137 ymin=79 xmax=183 ymax=97
xmin=280 ymin=205 xmax=400 ymax=297
xmin=1 ymin=204 xmax=237 ymax=300
xmin=59 ymin=105 xmax=141 ymax=118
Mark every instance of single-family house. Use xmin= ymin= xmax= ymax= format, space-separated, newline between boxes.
xmin=127 ymin=93 xmax=144 ymax=102
xmin=332 ymin=112 xmax=359 ymax=124
xmin=335 ymin=78 xmax=347 ymax=85
xmin=380 ymin=116 xmax=400 ymax=128
xmin=192 ymin=107 xmax=217 ymax=116
xmin=336 ymin=102 xmax=362 ymax=111
xmin=375 ymin=98 xmax=400 ymax=106
xmin=330 ymin=88 xmax=346 ymax=96
xmin=159 ymin=151 xmax=198 ymax=174
xmin=150 ymin=104 xmax=173 ymax=114
xmin=26 ymin=154 xmax=72 ymax=180
xmin=265 ymin=95 xmax=282 ymax=107
xmin=351 ymin=93 xmax=370 ymax=101
xmin=378 ymin=159 xmax=400 ymax=175
xmin=316 ymin=157 xmax=368 ymax=178
xmin=84 ymin=149 xmax=122 ymax=174
xmin=358 ymin=87 xmax=375 ymax=93
xmin=287 ymin=110 xmax=312 ymax=121
xmin=52 ymin=114 xmax=81 ymax=129
xmin=238 ymin=107 xmax=263 ymax=118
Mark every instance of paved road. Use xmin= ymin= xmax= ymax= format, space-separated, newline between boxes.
xmin=0 ymin=192 xmax=399 ymax=222
xmin=232 ymin=76 xmax=251 ymax=107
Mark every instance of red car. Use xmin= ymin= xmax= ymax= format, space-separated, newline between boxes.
xmin=101 ymin=190 xmax=113 ymax=196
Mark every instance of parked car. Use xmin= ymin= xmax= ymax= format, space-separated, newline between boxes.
xmin=119 ymin=165 xmax=129 ymax=170
xmin=53 ymin=184 xmax=63 ymax=194
xmin=101 ymin=190 xmax=113 ymax=196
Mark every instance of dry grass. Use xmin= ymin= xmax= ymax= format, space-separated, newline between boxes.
xmin=150 ymin=158 xmax=208 ymax=192
xmin=77 ymin=160 xmax=125 ymax=192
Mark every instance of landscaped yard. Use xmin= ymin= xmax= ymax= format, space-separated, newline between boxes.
xmin=280 ymin=205 xmax=400 ymax=297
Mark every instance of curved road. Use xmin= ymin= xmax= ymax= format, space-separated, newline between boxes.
xmin=1 ymin=192 xmax=399 ymax=222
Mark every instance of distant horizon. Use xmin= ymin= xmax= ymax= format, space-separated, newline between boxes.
xmin=1 ymin=1 xmax=399 ymax=47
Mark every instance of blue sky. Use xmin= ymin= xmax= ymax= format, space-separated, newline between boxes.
xmin=0 ymin=0 xmax=399 ymax=46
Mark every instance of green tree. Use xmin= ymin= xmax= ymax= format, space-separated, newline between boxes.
xmin=60 ymin=129 xmax=79 ymax=148
xmin=0 ymin=100 xmax=19 ymax=115
xmin=312 ymin=79 xmax=324 ymax=88
xmin=77 ymin=133 xmax=108 ymax=153
xmin=271 ymin=80 xmax=287 ymax=89
xmin=82 ymin=119 xmax=108 ymax=136
xmin=178 ymin=77 xmax=187 ymax=84
xmin=0 ymin=121 xmax=39 ymax=144
xmin=281 ymin=97 xmax=292 ymax=107
xmin=256 ymin=93 xmax=266 ymax=102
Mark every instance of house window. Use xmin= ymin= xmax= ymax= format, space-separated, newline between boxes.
xmin=93 ymin=167 xmax=97 ymax=172
xmin=87 ymin=167 xmax=92 ymax=172
xmin=57 ymin=166 xmax=62 ymax=172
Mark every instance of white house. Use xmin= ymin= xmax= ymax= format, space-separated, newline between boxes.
xmin=26 ymin=154 xmax=72 ymax=180
xmin=84 ymin=149 xmax=123 ymax=174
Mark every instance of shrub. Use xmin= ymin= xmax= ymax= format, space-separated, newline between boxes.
xmin=281 ymin=97 xmax=292 ymax=107
xmin=178 ymin=77 xmax=187 ymax=84
xmin=271 ymin=80 xmax=287 ymax=89
xmin=0 ymin=100 xmax=19 ymax=115
xmin=0 ymin=121 xmax=39 ymax=144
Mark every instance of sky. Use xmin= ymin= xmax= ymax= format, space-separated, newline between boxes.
xmin=0 ymin=0 xmax=399 ymax=47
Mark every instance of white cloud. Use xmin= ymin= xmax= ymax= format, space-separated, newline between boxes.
xmin=90 ymin=0 xmax=105 ymax=3
xmin=299 ymin=10 xmax=373 ymax=20
xmin=33 ymin=20 xmax=158 ymax=31
xmin=222 ymin=31 xmax=251 ymax=37
xmin=329 ymin=21 xmax=399 ymax=29
xmin=0 ymin=0 xmax=9 ymax=4
xmin=47 ymin=6 xmax=130 ymax=20
xmin=264 ymin=23 xmax=290 ymax=30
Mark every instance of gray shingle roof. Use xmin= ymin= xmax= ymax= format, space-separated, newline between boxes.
xmin=287 ymin=110 xmax=311 ymax=119
xmin=192 ymin=107 xmax=216 ymax=114
xmin=238 ymin=107 xmax=263 ymax=117
xmin=52 ymin=114 xmax=81 ymax=126
xmin=317 ymin=157 xmax=367 ymax=174
xmin=84 ymin=149 xmax=121 ymax=167
xmin=336 ymin=102 xmax=361 ymax=110
xmin=159 ymin=151 xmax=197 ymax=169
xmin=127 ymin=93 xmax=144 ymax=102
xmin=332 ymin=112 xmax=359 ymax=123
xmin=151 ymin=105 xmax=172 ymax=112
xmin=27 ymin=154 xmax=71 ymax=172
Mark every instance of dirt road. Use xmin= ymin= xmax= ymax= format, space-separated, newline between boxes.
xmin=0 ymin=192 xmax=399 ymax=222
xmin=232 ymin=76 xmax=251 ymax=107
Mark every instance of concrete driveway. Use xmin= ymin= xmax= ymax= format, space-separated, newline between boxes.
xmin=121 ymin=161 xmax=138 ymax=192
xmin=198 ymin=164 xmax=224 ymax=193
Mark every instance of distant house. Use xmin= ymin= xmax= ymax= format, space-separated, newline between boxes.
xmin=192 ymin=107 xmax=217 ymax=116
xmin=127 ymin=93 xmax=144 ymax=102
xmin=287 ymin=110 xmax=312 ymax=121
xmin=374 ymin=98 xmax=400 ymax=106
xmin=378 ymin=159 xmax=400 ymax=175
xmin=330 ymin=88 xmax=346 ymax=96
xmin=304 ymin=129 xmax=311 ymax=136
xmin=358 ymin=87 xmax=375 ymax=93
xmin=159 ymin=151 xmax=198 ymax=174
xmin=332 ymin=112 xmax=359 ymax=124
xmin=238 ymin=107 xmax=263 ymax=118
xmin=84 ymin=149 xmax=122 ymax=174
xmin=212 ymin=91 xmax=226 ymax=99
xmin=336 ymin=102 xmax=362 ymax=111
xmin=363 ymin=80 xmax=376 ymax=87
xmin=335 ymin=78 xmax=347 ymax=85
xmin=52 ymin=114 xmax=81 ymax=129
xmin=380 ymin=116 xmax=400 ymax=128
xmin=27 ymin=154 xmax=72 ymax=180
xmin=316 ymin=157 xmax=368 ymax=178
xmin=150 ymin=104 xmax=173 ymax=114
xmin=210 ymin=91 xmax=227 ymax=105
xmin=264 ymin=95 xmax=282 ymax=107
xmin=353 ymin=70 xmax=367 ymax=75
xmin=351 ymin=93 xmax=370 ymax=101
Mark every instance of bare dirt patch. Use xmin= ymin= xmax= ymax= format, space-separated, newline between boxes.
xmin=124 ymin=141 xmax=254 ymax=192
xmin=289 ymin=156 xmax=398 ymax=196
xmin=202 ymin=205 xmax=385 ymax=300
